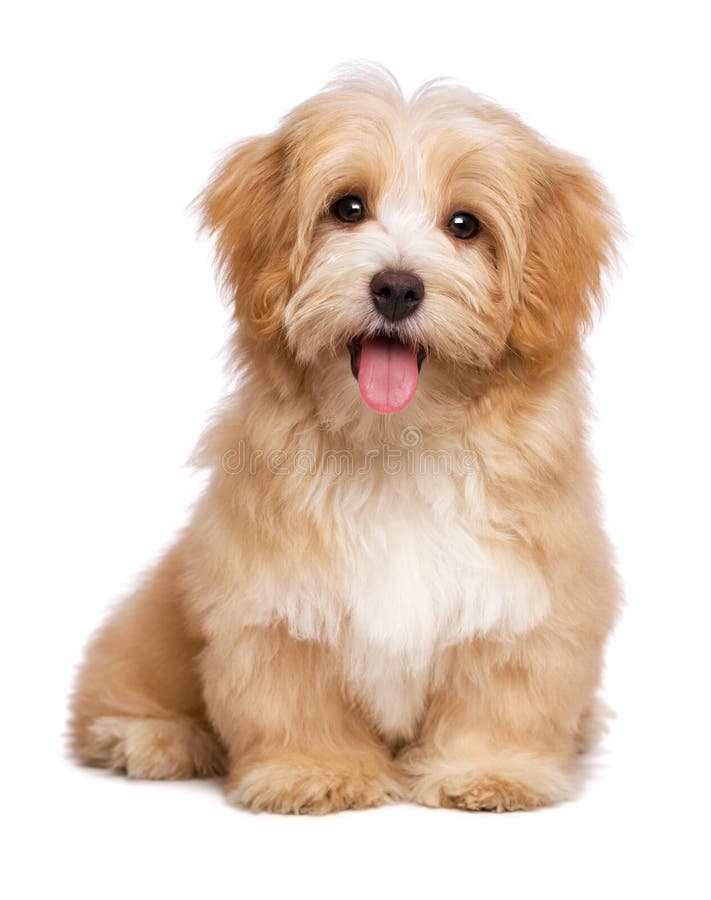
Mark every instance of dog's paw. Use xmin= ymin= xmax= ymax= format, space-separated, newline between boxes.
xmin=434 ymin=772 xmax=561 ymax=812
xmin=402 ymin=750 xmax=572 ymax=812
xmin=80 ymin=715 xmax=226 ymax=779
xmin=227 ymin=752 xmax=403 ymax=814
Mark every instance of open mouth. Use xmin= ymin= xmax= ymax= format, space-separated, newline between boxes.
xmin=347 ymin=335 xmax=426 ymax=414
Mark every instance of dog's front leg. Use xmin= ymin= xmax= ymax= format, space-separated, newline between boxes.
xmin=201 ymin=623 xmax=403 ymax=814
xmin=400 ymin=628 xmax=606 ymax=812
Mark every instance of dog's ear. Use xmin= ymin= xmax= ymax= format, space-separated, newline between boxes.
xmin=508 ymin=151 xmax=618 ymax=371
xmin=199 ymin=133 xmax=298 ymax=338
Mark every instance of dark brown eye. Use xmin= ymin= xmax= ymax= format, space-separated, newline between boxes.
xmin=447 ymin=211 xmax=480 ymax=240
xmin=331 ymin=195 xmax=366 ymax=223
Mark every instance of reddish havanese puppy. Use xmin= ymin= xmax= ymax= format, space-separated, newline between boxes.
xmin=70 ymin=66 xmax=620 ymax=813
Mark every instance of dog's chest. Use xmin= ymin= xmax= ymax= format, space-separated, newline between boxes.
xmin=268 ymin=472 xmax=551 ymax=742
xmin=341 ymin=489 xmax=550 ymax=739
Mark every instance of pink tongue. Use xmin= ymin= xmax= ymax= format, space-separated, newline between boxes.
xmin=357 ymin=337 xmax=419 ymax=414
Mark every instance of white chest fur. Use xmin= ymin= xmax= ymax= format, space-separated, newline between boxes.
xmin=247 ymin=468 xmax=551 ymax=742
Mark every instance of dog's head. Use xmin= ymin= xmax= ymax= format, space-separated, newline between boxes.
xmin=201 ymin=67 xmax=617 ymax=426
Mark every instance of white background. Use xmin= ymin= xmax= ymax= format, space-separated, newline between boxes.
xmin=2 ymin=1 xmax=710 ymax=897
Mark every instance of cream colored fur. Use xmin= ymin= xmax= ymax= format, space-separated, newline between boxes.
xmin=70 ymin=66 xmax=620 ymax=814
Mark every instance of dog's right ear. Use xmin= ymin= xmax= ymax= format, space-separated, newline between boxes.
xmin=199 ymin=133 xmax=298 ymax=338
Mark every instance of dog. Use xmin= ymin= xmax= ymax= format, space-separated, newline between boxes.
xmin=70 ymin=65 xmax=620 ymax=813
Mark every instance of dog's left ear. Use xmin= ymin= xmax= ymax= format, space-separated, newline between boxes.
xmin=508 ymin=151 xmax=619 ymax=371
xmin=199 ymin=132 xmax=299 ymax=339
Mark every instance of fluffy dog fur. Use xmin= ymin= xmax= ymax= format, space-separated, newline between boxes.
xmin=70 ymin=66 xmax=620 ymax=814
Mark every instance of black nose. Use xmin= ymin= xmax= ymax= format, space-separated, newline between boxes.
xmin=370 ymin=270 xmax=424 ymax=322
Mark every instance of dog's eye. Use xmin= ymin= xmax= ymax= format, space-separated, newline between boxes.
xmin=447 ymin=212 xmax=480 ymax=240
xmin=331 ymin=195 xmax=366 ymax=224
